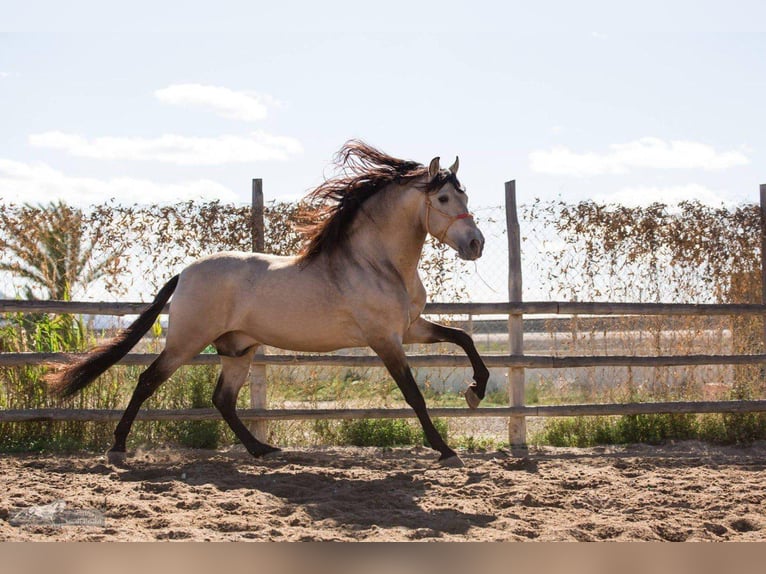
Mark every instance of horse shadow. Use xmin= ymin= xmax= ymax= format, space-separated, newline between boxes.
xmin=114 ymin=450 xmax=498 ymax=535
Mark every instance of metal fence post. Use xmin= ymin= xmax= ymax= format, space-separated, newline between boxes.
xmin=505 ymin=180 xmax=526 ymax=447
xmin=250 ymin=178 xmax=268 ymax=442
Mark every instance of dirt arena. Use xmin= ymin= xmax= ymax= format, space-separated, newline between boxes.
xmin=1 ymin=442 xmax=765 ymax=541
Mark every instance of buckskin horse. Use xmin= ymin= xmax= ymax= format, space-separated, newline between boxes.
xmin=48 ymin=141 xmax=489 ymax=467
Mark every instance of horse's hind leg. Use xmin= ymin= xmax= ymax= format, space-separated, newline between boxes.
xmin=213 ymin=348 xmax=280 ymax=458
xmin=108 ymin=350 xmax=180 ymax=465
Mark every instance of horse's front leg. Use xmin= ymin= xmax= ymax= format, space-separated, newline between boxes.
xmin=370 ymin=337 xmax=462 ymax=467
xmin=404 ymin=317 xmax=490 ymax=409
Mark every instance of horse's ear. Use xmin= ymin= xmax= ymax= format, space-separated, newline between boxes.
xmin=449 ymin=156 xmax=459 ymax=175
xmin=428 ymin=157 xmax=441 ymax=179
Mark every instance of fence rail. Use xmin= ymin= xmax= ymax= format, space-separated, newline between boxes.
xmin=3 ymin=299 xmax=766 ymax=316
xmin=3 ymin=400 xmax=766 ymax=423
xmin=3 ymin=351 xmax=766 ymax=369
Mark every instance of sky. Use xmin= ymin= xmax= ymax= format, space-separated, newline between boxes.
xmin=1 ymin=1 xmax=766 ymax=212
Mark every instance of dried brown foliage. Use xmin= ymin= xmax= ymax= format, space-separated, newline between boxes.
xmin=0 ymin=201 xmax=123 ymax=299
xmin=521 ymin=199 xmax=764 ymax=401
xmin=523 ymin=199 xmax=761 ymax=304
xmin=0 ymin=199 xmax=466 ymax=301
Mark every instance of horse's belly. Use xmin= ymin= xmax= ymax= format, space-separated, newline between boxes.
xmin=255 ymin=327 xmax=367 ymax=353
xmin=245 ymin=310 xmax=367 ymax=353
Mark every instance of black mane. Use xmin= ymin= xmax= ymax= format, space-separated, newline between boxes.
xmin=298 ymin=140 xmax=457 ymax=261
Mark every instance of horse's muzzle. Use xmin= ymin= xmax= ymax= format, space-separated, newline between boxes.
xmin=458 ymin=230 xmax=485 ymax=261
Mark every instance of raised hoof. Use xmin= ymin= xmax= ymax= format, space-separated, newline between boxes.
xmin=438 ymin=454 xmax=464 ymax=468
xmin=106 ymin=450 xmax=127 ymax=467
xmin=464 ymin=387 xmax=481 ymax=409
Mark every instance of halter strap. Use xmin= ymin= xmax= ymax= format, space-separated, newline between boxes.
xmin=425 ymin=196 xmax=473 ymax=244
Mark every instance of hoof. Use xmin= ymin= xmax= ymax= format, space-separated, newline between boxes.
xmin=252 ymin=446 xmax=282 ymax=459
xmin=106 ymin=450 xmax=127 ymax=467
xmin=438 ymin=454 xmax=464 ymax=468
xmin=464 ymin=387 xmax=481 ymax=409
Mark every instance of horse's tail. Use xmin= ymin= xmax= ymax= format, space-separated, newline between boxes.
xmin=47 ymin=275 xmax=180 ymax=398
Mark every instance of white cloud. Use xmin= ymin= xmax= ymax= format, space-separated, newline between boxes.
xmin=154 ymin=83 xmax=280 ymax=122
xmin=0 ymin=158 xmax=238 ymax=207
xmin=594 ymin=183 xmax=733 ymax=207
xmin=28 ymin=130 xmax=302 ymax=165
xmin=529 ymin=137 xmax=750 ymax=176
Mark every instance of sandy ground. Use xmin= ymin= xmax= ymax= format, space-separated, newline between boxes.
xmin=1 ymin=442 xmax=765 ymax=541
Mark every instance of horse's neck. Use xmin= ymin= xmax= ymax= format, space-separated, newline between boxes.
xmin=350 ymin=186 xmax=426 ymax=284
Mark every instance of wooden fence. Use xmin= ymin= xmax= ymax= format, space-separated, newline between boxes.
xmin=2 ymin=180 xmax=766 ymax=448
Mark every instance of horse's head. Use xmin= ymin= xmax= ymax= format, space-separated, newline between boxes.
xmin=423 ymin=156 xmax=485 ymax=260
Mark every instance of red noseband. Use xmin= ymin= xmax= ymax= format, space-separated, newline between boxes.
xmin=424 ymin=197 xmax=474 ymax=244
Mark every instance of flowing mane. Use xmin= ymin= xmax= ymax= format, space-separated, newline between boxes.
xmin=298 ymin=140 xmax=455 ymax=262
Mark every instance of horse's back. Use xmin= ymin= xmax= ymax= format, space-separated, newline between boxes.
xmin=167 ymin=251 xmax=366 ymax=351
xmin=172 ymin=250 xmax=315 ymax=321
xmin=181 ymin=250 xmax=289 ymax=277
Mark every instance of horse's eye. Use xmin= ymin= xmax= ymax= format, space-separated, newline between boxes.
xmin=438 ymin=196 xmax=448 ymax=204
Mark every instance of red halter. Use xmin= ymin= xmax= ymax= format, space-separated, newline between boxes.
xmin=424 ymin=196 xmax=473 ymax=244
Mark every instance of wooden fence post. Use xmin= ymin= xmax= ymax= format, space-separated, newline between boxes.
xmin=760 ymin=184 xmax=766 ymax=354
xmin=250 ymin=179 xmax=268 ymax=442
xmin=505 ymin=180 xmax=526 ymax=447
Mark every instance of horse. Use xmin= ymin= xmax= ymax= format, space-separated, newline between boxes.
xmin=47 ymin=141 xmax=489 ymax=467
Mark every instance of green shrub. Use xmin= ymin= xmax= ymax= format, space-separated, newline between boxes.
xmin=335 ymin=418 xmax=449 ymax=448
xmin=453 ymin=435 xmax=502 ymax=452
xmin=166 ymin=366 xmax=222 ymax=449
xmin=693 ymin=413 xmax=766 ymax=445
xmin=483 ymin=389 xmax=508 ymax=406
xmin=616 ymin=413 xmax=699 ymax=445
xmin=717 ymin=413 xmax=766 ymax=444
xmin=535 ymin=412 xmax=766 ymax=447
xmin=525 ymin=380 xmax=541 ymax=405
xmin=338 ymin=419 xmax=413 ymax=447
xmin=534 ymin=416 xmax=617 ymax=447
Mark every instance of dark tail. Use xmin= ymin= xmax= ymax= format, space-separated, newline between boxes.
xmin=47 ymin=275 xmax=180 ymax=398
